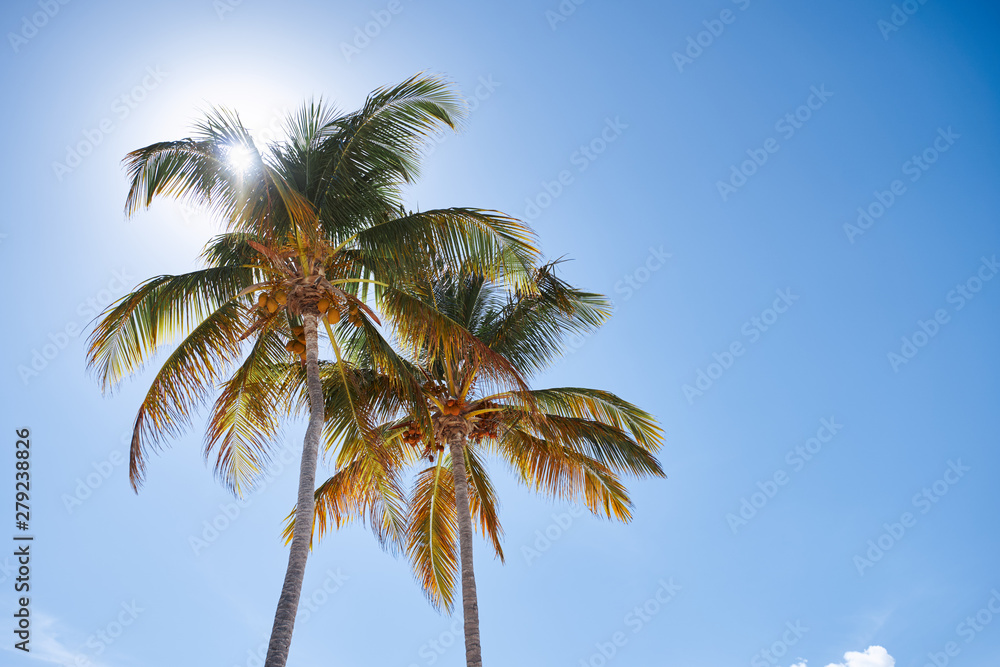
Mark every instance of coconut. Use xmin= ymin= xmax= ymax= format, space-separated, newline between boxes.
xmin=317 ymin=298 xmax=330 ymax=314
xmin=266 ymin=298 xmax=280 ymax=314
xmin=291 ymin=326 xmax=304 ymax=336
xmin=275 ymin=291 xmax=287 ymax=305
xmin=257 ymin=293 xmax=268 ymax=307
xmin=284 ymin=340 xmax=297 ymax=352
xmin=292 ymin=341 xmax=306 ymax=354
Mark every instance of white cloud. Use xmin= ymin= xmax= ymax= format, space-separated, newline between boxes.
xmin=786 ymin=646 xmax=895 ymax=667
xmin=825 ymin=646 xmax=895 ymax=667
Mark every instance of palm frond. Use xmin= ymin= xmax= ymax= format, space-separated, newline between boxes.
xmin=496 ymin=426 xmax=634 ymax=521
xmin=127 ymin=302 xmax=246 ymax=490
xmin=524 ymin=387 xmax=663 ymax=451
xmin=282 ymin=437 xmax=408 ymax=553
xmin=464 ymin=445 xmax=504 ymax=561
xmin=356 ymin=208 xmax=539 ymax=292
xmin=381 ymin=286 xmax=530 ymax=397
xmin=205 ymin=325 xmax=296 ymax=496
xmin=479 ymin=263 xmax=612 ymax=375
xmin=86 ymin=267 xmax=255 ymax=390
xmin=407 ymin=458 xmax=459 ymax=611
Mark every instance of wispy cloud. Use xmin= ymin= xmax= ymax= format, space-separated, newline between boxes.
xmin=5 ymin=612 xmax=101 ymax=667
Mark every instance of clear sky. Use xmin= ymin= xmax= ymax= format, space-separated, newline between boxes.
xmin=2 ymin=1 xmax=999 ymax=667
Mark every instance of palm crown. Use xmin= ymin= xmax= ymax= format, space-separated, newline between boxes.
xmin=87 ymin=75 xmax=538 ymax=495
xmin=292 ymin=264 xmax=665 ymax=616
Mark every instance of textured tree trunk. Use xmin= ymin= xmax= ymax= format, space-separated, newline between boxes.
xmin=264 ymin=312 xmax=324 ymax=667
xmin=447 ymin=427 xmax=484 ymax=667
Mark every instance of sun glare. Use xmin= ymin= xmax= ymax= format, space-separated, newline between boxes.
xmin=227 ymin=144 xmax=254 ymax=173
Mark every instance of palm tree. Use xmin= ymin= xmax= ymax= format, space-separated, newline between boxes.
xmin=86 ymin=75 xmax=539 ymax=667
xmin=291 ymin=264 xmax=665 ymax=667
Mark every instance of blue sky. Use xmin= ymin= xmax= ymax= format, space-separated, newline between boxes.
xmin=2 ymin=1 xmax=999 ymax=666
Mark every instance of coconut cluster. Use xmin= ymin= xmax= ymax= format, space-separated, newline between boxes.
xmin=269 ymin=273 xmax=363 ymax=326
xmin=250 ymin=275 xmax=373 ymax=365
xmin=400 ymin=423 xmax=423 ymax=446
xmin=470 ymin=411 xmax=502 ymax=443
xmin=257 ymin=290 xmax=287 ymax=314
xmin=399 ymin=421 xmax=446 ymax=463
xmin=284 ymin=325 xmax=308 ymax=363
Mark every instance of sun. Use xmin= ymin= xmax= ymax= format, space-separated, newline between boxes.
xmin=226 ymin=144 xmax=254 ymax=173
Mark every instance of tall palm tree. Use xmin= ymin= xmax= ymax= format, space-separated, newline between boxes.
xmin=86 ymin=75 xmax=538 ymax=667
xmin=290 ymin=264 xmax=665 ymax=667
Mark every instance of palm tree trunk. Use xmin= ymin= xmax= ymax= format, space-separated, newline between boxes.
xmin=447 ymin=428 xmax=484 ymax=667
xmin=264 ymin=313 xmax=324 ymax=667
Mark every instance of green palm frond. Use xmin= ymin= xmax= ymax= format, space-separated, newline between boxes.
xmin=524 ymin=387 xmax=663 ymax=451
xmin=126 ymin=301 xmax=246 ymax=490
xmin=530 ymin=415 xmax=664 ymax=479
xmin=205 ymin=326 xmax=296 ymax=496
xmin=86 ymin=267 xmax=255 ymax=390
xmin=307 ymin=74 xmax=465 ymax=236
xmin=356 ymin=208 xmax=539 ymax=292
xmin=380 ymin=286 xmax=529 ymax=397
xmin=478 ymin=263 xmax=612 ymax=375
